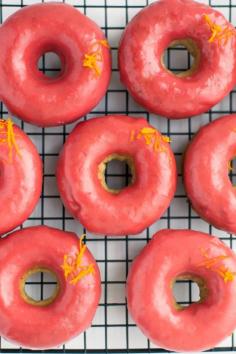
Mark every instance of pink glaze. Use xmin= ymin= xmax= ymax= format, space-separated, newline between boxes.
xmin=0 ymin=122 xmax=42 ymax=235
xmin=0 ymin=226 xmax=101 ymax=349
xmin=56 ymin=115 xmax=177 ymax=236
xmin=0 ymin=3 xmax=111 ymax=127
xmin=127 ymin=229 xmax=236 ymax=352
xmin=184 ymin=114 xmax=236 ymax=234
xmin=118 ymin=0 xmax=236 ymax=119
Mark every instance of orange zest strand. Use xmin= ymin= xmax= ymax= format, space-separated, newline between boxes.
xmin=204 ymin=14 xmax=235 ymax=45
xmin=83 ymin=39 xmax=110 ymax=77
xmin=130 ymin=127 xmax=171 ymax=153
xmin=97 ymin=39 xmax=110 ymax=48
xmin=130 ymin=130 xmax=135 ymax=142
xmin=0 ymin=118 xmax=21 ymax=163
xmin=61 ymin=234 xmax=95 ymax=285
xmin=198 ymin=248 xmax=236 ymax=283
xmin=83 ymin=52 xmax=102 ymax=77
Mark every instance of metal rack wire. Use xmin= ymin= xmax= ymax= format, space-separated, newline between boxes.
xmin=0 ymin=0 xmax=236 ymax=352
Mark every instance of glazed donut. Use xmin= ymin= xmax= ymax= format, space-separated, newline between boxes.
xmin=0 ymin=3 xmax=111 ymax=127
xmin=0 ymin=118 xmax=42 ymax=235
xmin=56 ymin=115 xmax=177 ymax=236
xmin=118 ymin=0 xmax=236 ymax=119
xmin=0 ymin=226 xmax=100 ymax=349
xmin=184 ymin=114 xmax=236 ymax=234
xmin=127 ymin=229 xmax=236 ymax=352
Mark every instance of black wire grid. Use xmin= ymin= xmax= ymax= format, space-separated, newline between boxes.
xmin=0 ymin=0 xmax=236 ymax=352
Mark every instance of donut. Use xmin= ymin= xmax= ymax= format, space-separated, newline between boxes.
xmin=0 ymin=118 xmax=42 ymax=235
xmin=0 ymin=3 xmax=111 ymax=127
xmin=56 ymin=115 xmax=177 ymax=236
xmin=0 ymin=226 xmax=101 ymax=349
xmin=118 ymin=0 xmax=236 ymax=119
xmin=184 ymin=114 xmax=236 ymax=234
xmin=127 ymin=229 xmax=236 ymax=352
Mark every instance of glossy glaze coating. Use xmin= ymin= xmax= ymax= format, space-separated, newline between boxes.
xmin=0 ymin=123 xmax=42 ymax=235
xmin=0 ymin=226 xmax=101 ymax=349
xmin=0 ymin=3 xmax=111 ymax=127
xmin=184 ymin=114 xmax=236 ymax=234
xmin=56 ymin=115 xmax=177 ymax=236
xmin=118 ymin=0 xmax=236 ymax=119
xmin=127 ymin=229 xmax=236 ymax=352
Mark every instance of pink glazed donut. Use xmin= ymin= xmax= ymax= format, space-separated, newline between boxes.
xmin=56 ymin=115 xmax=177 ymax=236
xmin=0 ymin=3 xmax=111 ymax=127
xmin=0 ymin=226 xmax=101 ymax=349
xmin=184 ymin=114 xmax=236 ymax=235
xmin=0 ymin=119 xmax=42 ymax=235
xmin=118 ymin=0 xmax=236 ymax=119
xmin=127 ymin=229 xmax=236 ymax=352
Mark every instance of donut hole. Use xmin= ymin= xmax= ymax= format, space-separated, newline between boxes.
xmin=172 ymin=275 xmax=207 ymax=310
xmin=98 ymin=154 xmax=135 ymax=194
xmin=37 ymin=52 xmax=62 ymax=78
xmin=228 ymin=157 xmax=236 ymax=186
xmin=162 ymin=39 xmax=200 ymax=77
xmin=20 ymin=268 xmax=60 ymax=306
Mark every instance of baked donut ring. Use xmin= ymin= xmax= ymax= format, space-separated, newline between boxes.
xmin=127 ymin=229 xmax=236 ymax=352
xmin=0 ymin=119 xmax=42 ymax=235
xmin=0 ymin=3 xmax=111 ymax=127
xmin=184 ymin=114 xmax=236 ymax=234
xmin=56 ymin=115 xmax=177 ymax=236
xmin=118 ymin=0 xmax=236 ymax=118
xmin=0 ymin=226 xmax=100 ymax=349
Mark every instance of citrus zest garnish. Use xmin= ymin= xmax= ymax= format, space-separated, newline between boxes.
xmin=83 ymin=39 xmax=110 ymax=77
xmin=61 ymin=234 xmax=95 ymax=285
xmin=130 ymin=127 xmax=171 ymax=153
xmin=97 ymin=39 xmax=110 ymax=48
xmin=83 ymin=52 xmax=102 ymax=77
xmin=198 ymin=255 xmax=228 ymax=268
xmin=215 ymin=266 xmax=236 ymax=283
xmin=204 ymin=14 xmax=235 ymax=45
xmin=198 ymin=248 xmax=236 ymax=283
xmin=162 ymin=135 xmax=172 ymax=143
xmin=0 ymin=118 xmax=21 ymax=163
xmin=130 ymin=130 xmax=135 ymax=142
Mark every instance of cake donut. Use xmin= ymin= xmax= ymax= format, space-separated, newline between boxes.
xmin=118 ymin=0 xmax=236 ymax=119
xmin=0 ymin=226 xmax=100 ymax=349
xmin=127 ymin=229 xmax=236 ymax=352
xmin=0 ymin=3 xmax=111 ymax=127
xmin=184 ymin=114 xmax=236 ymax=234
xmin=56 ymin=115 xmax=177 ymax=236
xmin=0 ymin=118 xmax=42 ymax=235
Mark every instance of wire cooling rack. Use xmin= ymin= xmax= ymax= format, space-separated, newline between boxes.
xmin=1 ymin=0 xmax=236 ymax=353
